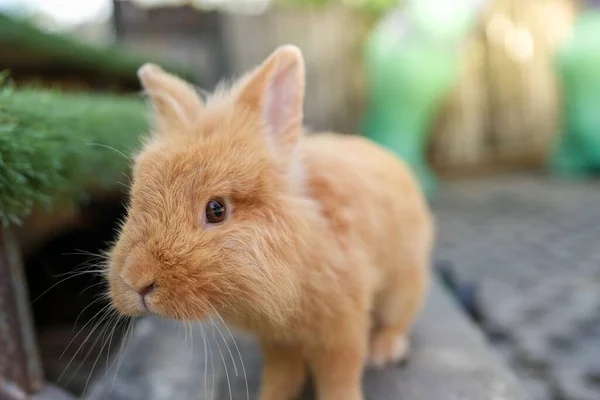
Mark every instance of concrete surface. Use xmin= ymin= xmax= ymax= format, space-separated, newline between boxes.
xmin=86 ymin=277 xmax=526 ymax=400
xmin=432 ymin=175 xmax=600 ymax=400
xmin=34 ymin=383 xmax=76 ymax=400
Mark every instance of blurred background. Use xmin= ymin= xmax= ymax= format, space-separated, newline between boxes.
xmin=1 ymin=0 xmax=600 ymax=399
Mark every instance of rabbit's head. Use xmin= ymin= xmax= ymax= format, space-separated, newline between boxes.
xmin=107 ymin=46 xmax=312 ymax=324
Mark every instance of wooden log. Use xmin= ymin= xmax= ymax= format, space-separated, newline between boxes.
xmin=0 ymin=228 xmax=44 ymax=399
xmin=0 ymin=228 xmax=76 ymax=400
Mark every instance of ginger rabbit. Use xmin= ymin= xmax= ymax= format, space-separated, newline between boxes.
xmin=106 ymin=45 xmax=434 ymax=400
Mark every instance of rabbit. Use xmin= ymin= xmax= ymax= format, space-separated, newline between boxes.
xmin=106 ymin=44 xmax=434 ymax=400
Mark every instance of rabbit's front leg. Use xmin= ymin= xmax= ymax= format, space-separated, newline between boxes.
xmin=259 ymin=342 xmax=307 ymax=400
xmin=309 ymin=329 xmax=367 ymax=400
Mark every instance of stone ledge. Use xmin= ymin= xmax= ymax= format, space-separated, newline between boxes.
xmin=34 ymin=383 xmax=77 ymax=400
xmin=87 ymin=276 xmax=527 ymax=400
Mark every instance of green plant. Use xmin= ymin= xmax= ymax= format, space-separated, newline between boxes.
xmin=0 ymin=84 xmax=149 ymax=226
xmin=0 ymin=13 xmax=193 ymax=81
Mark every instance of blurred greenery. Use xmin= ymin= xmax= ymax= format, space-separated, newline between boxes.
xmin=278 ymin=0 xmax=400 ymax=13
xmin=0 ymin=83 xmax=148 ymax=226
xmin=0 ymin=13 xmax=193 ymax=81
xmin=553 ymin=10 xmax=600 ymax=175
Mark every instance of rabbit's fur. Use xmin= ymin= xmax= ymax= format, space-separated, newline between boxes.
xmin=106 ymin=45 xmax=434 ymax=400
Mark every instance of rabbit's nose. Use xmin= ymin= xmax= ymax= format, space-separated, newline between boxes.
xmin=120 ymin=272 xmax=156 ymax=310
xmin=138 ymin=282 xmax=156 ymax=310
xmin=138 ymin=282 xmax=156 ymax=297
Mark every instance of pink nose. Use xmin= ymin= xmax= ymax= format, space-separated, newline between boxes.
xmin=138 ymin=282 xmax=156 ymax=309
xmin=120 ymin=272 xmax=156 ymax=310
xmin=138 ymin=282 xmax=156 ymax=296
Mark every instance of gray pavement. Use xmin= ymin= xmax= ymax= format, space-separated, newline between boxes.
xmin=432 ymin=175 xmax=600 ymax=400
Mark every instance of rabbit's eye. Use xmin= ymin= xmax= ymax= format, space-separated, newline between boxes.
xmin=205 ymin=197 xmax=227 ymax=224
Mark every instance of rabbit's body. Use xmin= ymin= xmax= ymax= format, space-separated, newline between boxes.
xmin=223 ymin=132 xmax=432 ymax=343
xmin=106 ymin=46 xmax=433 ymax=400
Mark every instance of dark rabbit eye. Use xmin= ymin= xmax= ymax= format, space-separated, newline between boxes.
xmin=205 ymin=197 xmax=227 ymax=224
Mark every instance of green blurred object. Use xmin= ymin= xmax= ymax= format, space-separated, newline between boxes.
xmin=277 ymin=0 xmax=399 ymax=13
xmin=0 ymin=13 xmax=193 ymax=82
xmin=362 ymin=1 xmax=484 ymax=196
xmin=552 ymin=10 xmax=600 ymax=175
xmin=0 ymin=85 xmax=148 ymax=226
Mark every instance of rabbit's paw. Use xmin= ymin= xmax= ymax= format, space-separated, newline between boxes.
xmin=367 ymin=331 xmax=409 ymax=368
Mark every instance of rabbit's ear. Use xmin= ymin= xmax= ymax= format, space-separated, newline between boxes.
xmin=237 ymin=45 xmax=305 ymax=157
xmin=138 ymin=64 xmax=204 ymax=134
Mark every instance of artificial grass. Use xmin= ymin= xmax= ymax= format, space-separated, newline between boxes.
xmin=0 ymin=84 xmax=149 ymax=226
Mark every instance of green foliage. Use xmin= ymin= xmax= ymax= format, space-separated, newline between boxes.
xmin=0 ymin=85 xmax=149 ymax=226
xmin=0 ymin=13 xmax=193 ymax=81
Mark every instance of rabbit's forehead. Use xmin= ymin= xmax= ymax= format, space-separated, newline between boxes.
xmin=132 ymin=133 xmax=275 ymax=202
xmin=132 ymin=155 xmax=262 ymax=206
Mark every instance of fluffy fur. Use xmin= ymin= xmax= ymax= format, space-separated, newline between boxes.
xmin=106 ymin=45 xmax=434 ymax=400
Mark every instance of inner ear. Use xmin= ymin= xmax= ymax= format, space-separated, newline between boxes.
xmin=138 ymin=63 xmax=204 ymax=134
xmin=237 ymin=45 xmax=305 ymax=156
xmin=264 ymin=57 xmax=303 ymax=144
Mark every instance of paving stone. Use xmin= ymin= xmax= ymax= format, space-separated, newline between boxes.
xmin=432 ymin=174 xmax=600 ymax=400
xmin=34 ymin=383 xmax=76 ymax=400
